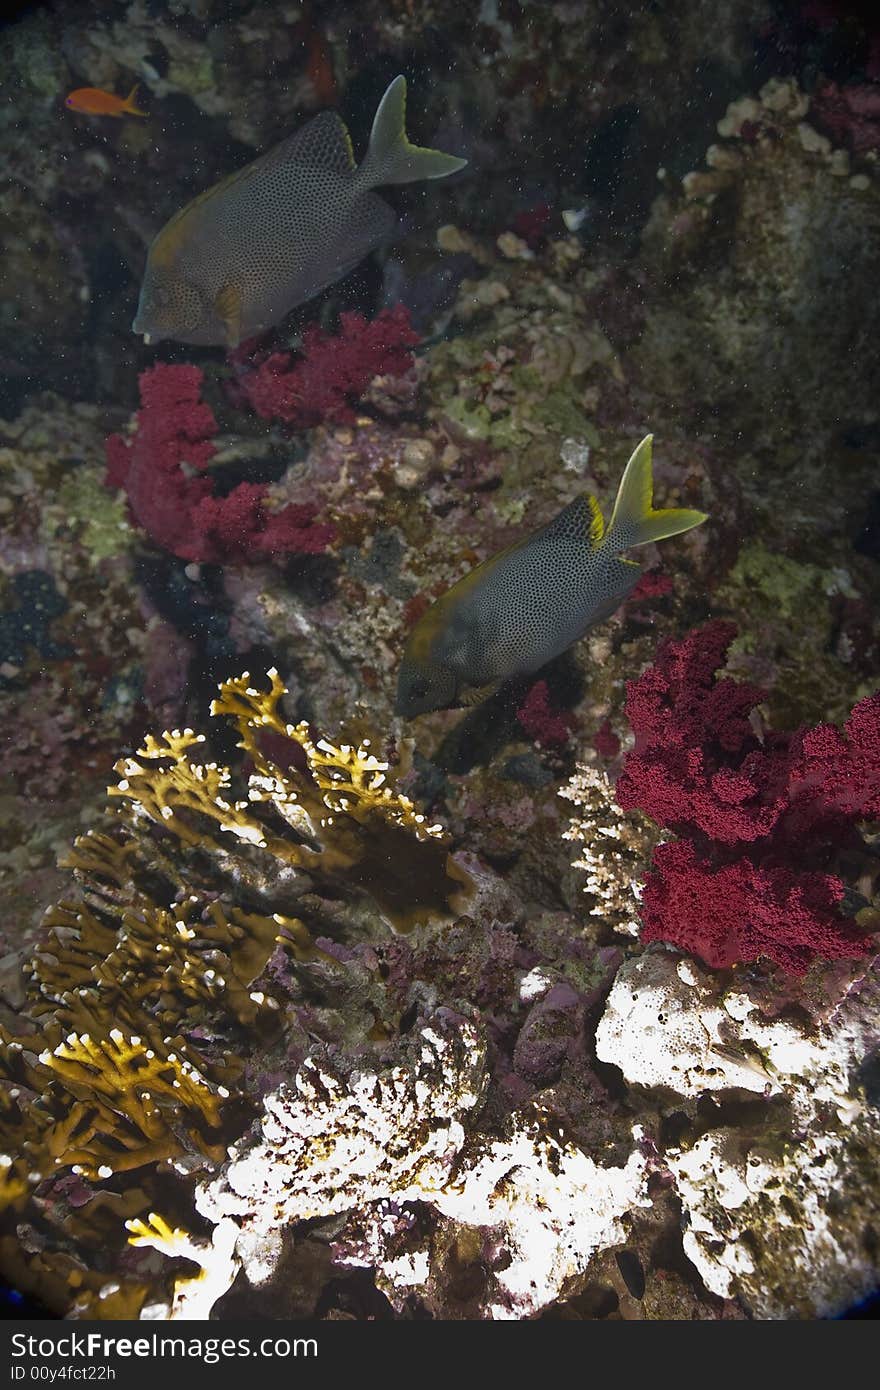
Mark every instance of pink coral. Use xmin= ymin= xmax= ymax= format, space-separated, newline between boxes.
xmin=238 ymin=305 xmax=419 ymax=428
xmin=106 ymin=364 xmax=335 ymax=564
xmin=616 ymin=620 xmax=787 ymax=843
xmin=592 ymin=719 xmax=620 ymax=760
xmin=640 ymin=841 xmax=867 ymax=975
xmin=516 ymin=680 xmax=574 ymax=748
xmin=105 ymin=363 xmax=216 ymax=559
xmin=812 ymin=81 xmax=880 ymax=153
xmin=628 ymin=570 xmax=674 ymax=603
xmin=616 ymin=622 xmax=878 ymax=974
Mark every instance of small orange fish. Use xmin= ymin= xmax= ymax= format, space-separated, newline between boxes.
xmin=64 ymin=84 xmax=147 ymax=118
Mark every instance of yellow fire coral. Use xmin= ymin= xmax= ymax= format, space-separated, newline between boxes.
xmin=1 ymin=1017 xmax=229 ymax=1181
xmin=126 ymin=1210 xmax=240 ymax=1320
xmin=0 ymin=672 xmax=473 ymax=1315
xmin=109 ymin=667 xmax=472 ymax=932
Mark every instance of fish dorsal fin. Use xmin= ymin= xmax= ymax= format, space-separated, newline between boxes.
xmin=268 ymin=109 xmax=356 ymax=173
xmin=540 ymin=494 xmax=605 ymax=548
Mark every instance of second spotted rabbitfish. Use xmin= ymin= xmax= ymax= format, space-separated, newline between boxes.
xmin=395 ymin=435 xmax=708 ymax=717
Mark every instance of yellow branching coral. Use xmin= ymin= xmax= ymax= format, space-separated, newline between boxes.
xmin=61 ymin=829 xmax=141 ymax=893
xmin=109 ymin=668 xmax=472 ymax=932
xmin=1 ymin=1015 xmax=230 ymax=1181
xmin=0 ymin=1153 xmax=28 ymax=1210
xmin=126 ymin=1211 xmax=240 ymax=1320
xmin=1 ymin=671 xmax=472 ymax=1315
xmin=0 ymin=1235 xmax=150 ymax=1321
xmin=212 ymin=668 xmax=441 ymax=838
xmin=31 ymin=1029 xmax=229 ymax=1178
xmin=30 ymin=895 xmax=309 ymax=1030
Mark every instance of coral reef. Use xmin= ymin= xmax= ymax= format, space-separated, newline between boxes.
xmin=2 ymin=0 xmax=880 ymax=1325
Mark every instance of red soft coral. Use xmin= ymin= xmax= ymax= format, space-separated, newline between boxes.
xmin=106 ymin=364 xmax=335 ymax=564
xmin=785 ymin=693 xmax=880 ymax=838
xmin=105 ymin=363 xmax=216 ymax=558
xmin=616 ymin=622 xmax=878 ymax=974
xmin=616 ymin=620 xmax=787 ymax=842
xmin=239 ymin=305 xmax=419 ymax=428
xmin=812 ymin=81 xmax=880 ymax=153
xmin=640 ymin=840 xmax=867 ymax=975
xmin=516 ymin=680 xmax=574 ymax=748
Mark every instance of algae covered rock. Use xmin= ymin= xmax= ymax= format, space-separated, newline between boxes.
xmin=635 ymin=78 xmax=880 ymax=446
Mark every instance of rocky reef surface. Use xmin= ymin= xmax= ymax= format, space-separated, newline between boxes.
xmin=1 ymin=0 xmax=879 ymax=1321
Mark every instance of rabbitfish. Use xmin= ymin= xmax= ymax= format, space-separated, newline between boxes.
xmin=395 ymin=435 xmax=708 ymax=717
xmin=133 ymin=75 xmax=466 ymax=348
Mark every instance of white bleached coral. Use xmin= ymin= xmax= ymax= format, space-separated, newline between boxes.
xmin=198 ymin=1014 xmax=489 ymax=1229
xmin=340 ymin=1109 xmax=649 ymax=1319
xmin=596 ymin=948 xmax=880 ymax=1317
xmin=195 ymin=1011 xmax=650 ymax=1319
xmin=595 ymin=948 xmax=856 ymax=1116
xmin=559 ymin=764 xmax=660 ymax=937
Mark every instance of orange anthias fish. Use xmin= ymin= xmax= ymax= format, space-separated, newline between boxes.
xmin=64 ymin=84 xmax=147 ymax=118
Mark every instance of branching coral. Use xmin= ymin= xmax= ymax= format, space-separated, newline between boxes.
xmin=0 ymin=668 xmax=479 ymax=1312
xmin=109 ymin=668 xmax=471 ymax=933
xmin=126 ymin=1211 xmax=240 ymax=1320
xmin=560 ymin=763 xmax=660 ymax=937
xmin=35 ymin=1030 xmax=229 ymax=1178
xmin=1 ymin=1010 xmax=230 ymax=1181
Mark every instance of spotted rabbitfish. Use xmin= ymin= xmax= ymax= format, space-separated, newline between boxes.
xmin=396 ymin=435 xmax=708 ymax=717
xmin=133 ymin=75 xmax=466 ymax=348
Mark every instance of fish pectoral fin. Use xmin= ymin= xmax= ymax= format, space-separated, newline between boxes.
xmin=215 ymin=283 xmax=243 ymax=349
xmin=458 ymin=681 xmax=498 ymax=708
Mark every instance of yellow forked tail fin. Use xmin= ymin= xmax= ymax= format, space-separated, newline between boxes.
xmin=606 ymin=435 xmax=708 ymax=550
